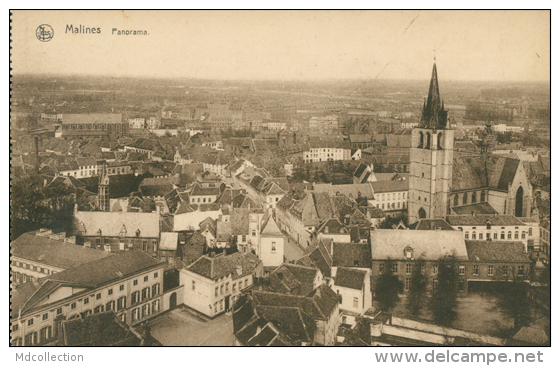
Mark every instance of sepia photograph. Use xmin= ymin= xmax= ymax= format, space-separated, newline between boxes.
xmin=9 ymin=9 xmax=550 ymax=356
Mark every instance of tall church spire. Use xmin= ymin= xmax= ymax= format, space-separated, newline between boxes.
xmin=420 ymin=63 xmax=448 ymax=129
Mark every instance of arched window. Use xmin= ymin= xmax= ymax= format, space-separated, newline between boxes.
xmin=522 ymin=231 xmax=526 ymax=239
xmin=472 ymin=232 xmax=476 ymax=239
xmin=501 ymin=231 xmax=505 ymax=239
xmin=463 ymin=193 xmax=468 ymax=205
xmin=529 ymin=228 xmax=533 ymax=236
xmin=472 ymin=192 xmax=477 ymax=204
xmin=425 ymin=133 xmax=431 ymax=149
xmin=418 ymin=207 xmax=426 ymax=219
xmin=465 ymin=231 xmax=469 ymax=239
xmin=507 ymin=231 xmax=512 ymax=239
xmin=418 ymin=132 xmax=424 ymax=148
xmin=454 ymin=195 xmax=459 ymax=206
xmin=514 ymin=231 xmax=519 ymax=239
xmin=480 ymin=191 xmax=485 ymax=202
xmin=437 ymin=133 xmax=443 ymax=150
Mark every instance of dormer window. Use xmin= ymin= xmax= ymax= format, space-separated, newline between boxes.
xmin=403 ymin=245 xmax=414 ymax=260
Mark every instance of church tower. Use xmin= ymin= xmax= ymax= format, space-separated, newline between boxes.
xmin=97 ymin=163 xmax=110 ymax=211
xmin=408 ymin=62 xmax=454 ymax=224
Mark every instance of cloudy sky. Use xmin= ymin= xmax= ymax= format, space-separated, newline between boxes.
xmin=11 ymin=10 xmax=550 ymax=82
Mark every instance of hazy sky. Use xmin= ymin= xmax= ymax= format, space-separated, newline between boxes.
xmin=11 ymin=10 xmax=550 ymax=81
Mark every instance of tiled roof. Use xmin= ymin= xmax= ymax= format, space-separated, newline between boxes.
xmin=370 ymin=230 xmax=468 ymax=261
xmin=451 ymin=155 xmax=488 ymax=192
xmin=11 ymin=232 xmax=112 ymax=269
xmin=312 ymin=183 xmax=375 ymax=199
xmin=186 ymin=252 xmax=261 ymax=280
xmin=335 ymin=267 xmax=366 ymax=290
xmin=230 ymin=208 xmax=250 ymax=235
xmin=446 ymin=214 xmax=524 ymax=227
xmin=333 ymin=243 xmax=371 ymax=268
xmin=260 ymin=215 xmax=283 ymax=236
xmin=465 ymin=240 xmax=530 ymax=262
xmin=159 ymin=232 xmax=178 ymax=251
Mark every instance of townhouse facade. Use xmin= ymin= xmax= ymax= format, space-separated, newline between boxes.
xmin=11 ymin=251 xmax=165 ymax=346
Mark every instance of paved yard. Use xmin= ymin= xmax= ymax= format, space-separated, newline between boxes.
xmin=148 ymin=307 xmax=233 ymax=346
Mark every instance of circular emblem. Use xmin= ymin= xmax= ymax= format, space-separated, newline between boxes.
xmin=36 ymin=24 xmax=54 ymax=42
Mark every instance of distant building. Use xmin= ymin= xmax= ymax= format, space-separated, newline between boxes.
xmin=59 ymin=114 xmax=128 ymax=140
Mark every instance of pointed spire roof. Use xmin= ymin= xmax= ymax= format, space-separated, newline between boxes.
xmin=420 ymin=63 xmax=448 ymax=129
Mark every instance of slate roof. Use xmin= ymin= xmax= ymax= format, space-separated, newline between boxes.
xmin=312 ymin=183 xmax=375 ymax=199
xmin=465 ymin=240 xmax=530 ymax=262
xmin=230 ymin=208 xmax=250 ymax=235
xmin=370 ymin=230 xmax=468 ymax=261
xmin=62 ymin=114 xmax=123 ymax=125
xmin=409 ymin=219 xmax=454 ymax=231
xmin=260 ymin=214 xmax=283 ymax=236
xmin=451 ymin=202 xmax=498 ymax=215
xmin=75 ymin=210 xmax=160 ymax=238
xmin=191 ymin=184 xmax=221 ymax=197
xmin=446 ymin=214 xmax=524 ymax=227
xmin=60 ymin=312 xmax=143 ymax=346
xmin=333 ymin=243 xmax=371 ymax=268
xmin=11 ymin=232 xmax=112 ymax=269
xmin=186 ymin=252 xmax=261 ymax=280
xmin=370 ymin=179 xmax=409 ymax=193
xmin=335 ymin=267 xmax=366 ymax=290
xmin=451 ymin=155 xmax=488 ymax=191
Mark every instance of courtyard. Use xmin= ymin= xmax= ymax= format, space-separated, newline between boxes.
xmin=148 ymin=306 xmax=233 ymax=346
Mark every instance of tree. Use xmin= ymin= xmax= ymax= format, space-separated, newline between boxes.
xmin=226 ymin=235 xmax=238 ymax=255
xmin=429 ymin=255 xmax=459 ymax=326
xmin=495 ymin=275 xmax=532 ymax=332
xmin=406 ymin=260 xmax=428 ymax=317
xmin=375 ymin=260 xmax=404 ymax=311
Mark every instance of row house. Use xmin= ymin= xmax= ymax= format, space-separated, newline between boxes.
xmin=74 ymin=207 xmax=161 ymax=256
xmin=11 ymin=230 xmax=108 ymax=286
xmin=11 ymin=251 xmax=164 ymax=346
xmin=303 ymin=140 xmax=353 ymax=163
xmin=446 ymin=214 xmax=538 ymax=252
xmin=370 ymin=179 xmax=409 ymax=218
xmin=180 ymin=252 xmax=263 ymax=317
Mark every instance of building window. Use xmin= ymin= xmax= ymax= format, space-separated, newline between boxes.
xmin=494 ymin=232 xmax=498 ymax=239
xmin=117 ymin=296 xmax=126 ymax=310
xmin=25 ymin=332 xmax=37 ymax=346
xmin=28 ymin=318 xmax=34 ymax=326
xmin=507 ymin=231 xmax=512 ymax=239
xmin=241 ymin=235 xmax=246 ymax=242
xmin=108 ymin=289 xmax=113 ymax=296
xmin=472 ymin=231 xmax=476 ymax=239
xmin=120 ymin=284 xmax=125 ymax=291
xmin=463 ymin=193 xmax=468 ymax=205
xmin=433 ymin=264 xmax=438 ymax=275
xmin=514 ymin=231 xmax=519 ymax=239
xmin=528 ymin=228 xmax=533 ymax=236
xmin=152 ymin=284 xmax=159 ymax=296
xmin=131 ymin=291 xmax=140 ymax=305
xmin=42 ymin=313 xmax=48 ymax=321
xmin=220 ymin=285 xmax=224 ymax=295
xmin=57 ymin=308 xmax=62 ymax=315
xmin=96 ymin=293 xmax=101 ymax=300
xmin=501 ymin=231 xmax=505 ymax=239
xmin=154 ymin=272 xmax=158 ymax=278
xmin=432 ymin=279 xmax=438 ymax=290
xmin=518 ymin=266 xmax=524 ymax=276
xmin=353 ymin=297 xmax=359 ymax=308
xmin=192 ymin=281 xmax=196 ymax=290
xmin=94 ymin=305 xmax=104 ymax=313
xmin=465 ymin=231 xmax=469 ymax=239
xmin=215 ymin=287 xmax=219 ymax=297
xmin=141 ymin=287 xmax=149 ymax=301
xmin=232 ymin=283 xmax=236 ymax=293
xmin=84 ymin=297 xmax=89 ymax=305
xmin=144 ymin=276 xmax=149 ymax=282
xmin=391 ymin=263 xmax=398 ymax=274
xmin=71 ymin=302 xmax=76 ymax=310
xmin=152 ymin=299 xmax=160 ymax=313
xmin=502 ymin=266 xmax=508 ymax=277
xmin=379 ymin=263 xmax=384 ymax=273
xmin=245 ymin=279 xmax=248 ymax=287
xmin=271 ymin=242 xmax=276 ymax=252
xmin=486 ymin=232 xmax=491 ymax=240
xmin=488 ymin=265 xmax=494 ymax=276
xmin=133 ymin=279 xmax=138 ymax=286
xmin=405 ymin=277 xmax=412 ymax=291
xmin=479 ymin=232 xmax=483 ymax=239
xmin=421 ymin=264 xmax=426 ymax=275
xmin=522 ymin=231 xmax=526 ymax=239
xmin=480 ymin=191 xmax=485 ymax=202
xmin=472 ymin=192 xmax=477 ymax=204
xmin=459 ymin=266 xmax=465 ymax=275
xmin=406 ymin=263 xmax=412 ymax=275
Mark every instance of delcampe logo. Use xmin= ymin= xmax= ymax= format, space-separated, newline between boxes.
xmin=36 ymin=24 xmax=54 ymax=42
